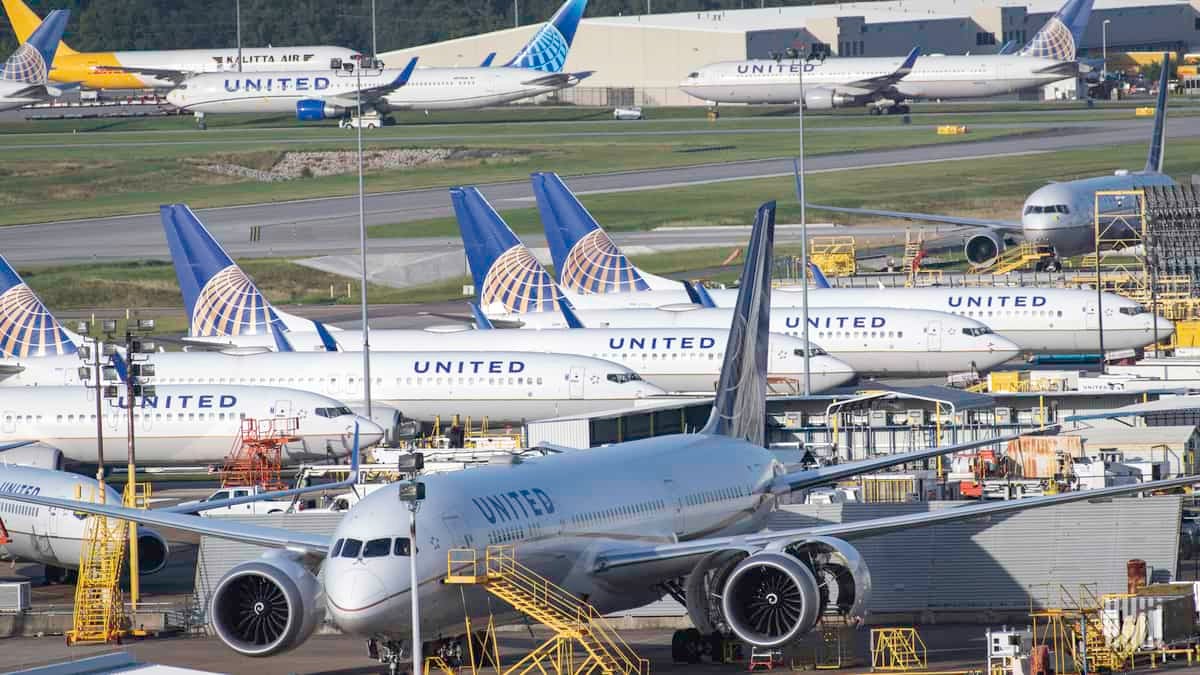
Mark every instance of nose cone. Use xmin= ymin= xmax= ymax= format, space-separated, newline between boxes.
xmin=979 ymin=335 xmax=1021 ymax=369
xmin=824 ymin=356 xmax=858 ymax=388
xmin=166 ymin=89 xmax=183 ymax=107
xmin=324 ymin=561 xmax=392 ymax=634
xmin=1155 ymin=316 xmax=1175 ymax=339
xmin=349 ymin=416 xmax=385 ymax=449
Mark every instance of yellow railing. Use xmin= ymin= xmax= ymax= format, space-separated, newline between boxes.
xmin=68 ymin=487 xmax=128 ymax=645
xmin=870 ymin=627 xmax=928 ymax=671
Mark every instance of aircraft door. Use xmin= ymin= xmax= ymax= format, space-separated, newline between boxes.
xmin=441 ymin=511 xmax=473 ymax=550
xmin=1085 ymin=304 xmax=1099 ymax=330
xmin=568 ymin=368 xmax=584 ymax=399
xmin=925 ymin=322 xmax=942 ymax=351
xmin=272 ymin=400 xmax=293 ymax=418
xmin=661 ymin=477 xmax=685 ymax=536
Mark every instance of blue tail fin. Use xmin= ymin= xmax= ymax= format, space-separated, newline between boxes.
xmin=700 ymin=202 xmax=775 ymax=446
xmin=531 ymin=171 xmax=650 ymax=294
xmin=808 ymin=262 xmax=830 ymax=289
xmin=1018 ymin=0 xmax=1093 ymax=61
xmin=1145 ymin=52 xmax=1170 ymax=174
xmin=451 ymin=186 xmax=561 ymax=315
xmin=313 ymin=320 xmax=340 ymax=351
xmin=160 ymin=203 xmax=276 ymax=338
xmin=1 ymin=8 xmax=67 ymax=85
xmin=480 ymin=52 xmax=496 ymax=67
xmin=503 ymin=0 xmax=587 ymax=73
xmin=0 ymin=252 xmax=76 ymax=357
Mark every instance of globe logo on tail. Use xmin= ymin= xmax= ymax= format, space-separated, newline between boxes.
xmin=1020 ymin=16 xmax=1076 ymax=61
xmin=0 ymin=43 xmax=47 ymax=85
xmin=191 ymin=265 xmax=271 ymax=337
xmin=561 ymin=229 xmax=649 ymax=294
xmin=511 ymin=24 xmax=570 ymax=73
xmin=0 ymin=284 xmax=76 ymax=357
xmin=481 ymin=245 xmax=560 ymax=314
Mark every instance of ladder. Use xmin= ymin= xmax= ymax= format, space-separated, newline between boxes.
xmin=219 ymin=417 xmax=299 ymax=490
xmin=446 ymin=546 xmax=649 ymax=674
xmin=67 ymin=489 xmax=128 ymax=645
xmin=870 ymin=627 xmax=927 ymax=672
xmin=986 ymin=242 xmax=1053 ymax=275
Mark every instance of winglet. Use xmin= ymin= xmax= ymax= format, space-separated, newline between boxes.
xmin=313 ymin=320 xmax=340 ymax=352
xmin=0 ymin=253 xmax=77 ymax=357
xmin=683 ymin=280 xmax=717 ymax=309
xmin=394 ymin=56 xmax=418 ymax=86
xmin=808 ymin=262 xmax=831 ymax=289
xmin=109 ymin=351 xmax=128 ymax=383
xmin=1145 ymin=52 xmax=1170 ymax=174
xmin=480 ymin=52 xmax=496 ymax=67
xmin=470 ymin=302 xmax=495 ymax=330
xmin=555 ymin=296 xmax=586 ymax=328
xmin=269 ymin=312 xmax=294 ymax=353
xmin=700 ymin=202 xmax=775 ymax=447
xmin=997 ymin=39 xmax=1017 ymax=55
xmin=898 ymin=45 xmax=920 ymax=74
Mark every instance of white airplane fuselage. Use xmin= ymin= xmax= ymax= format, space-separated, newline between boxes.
xmin=680 ymin=54 xmax=1071 ymax=105
xmin=0 ymin=385 xmax=379 ymax=466
xmin=1 ymin=352 xmax=663 ymax=424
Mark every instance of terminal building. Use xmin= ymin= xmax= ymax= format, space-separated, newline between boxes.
xmin=380 ymin=0 xmax=1200 ymax=105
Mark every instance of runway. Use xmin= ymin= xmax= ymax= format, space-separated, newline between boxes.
xmin=2 ymin=114 xmax=1195 ymax=264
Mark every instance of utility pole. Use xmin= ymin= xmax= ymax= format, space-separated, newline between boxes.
xmin=76 ymin=320 xmax=119 ymax=491
xmin=236 ymin=0 xmax=242 ymax=73
xmin=356 ymin=61 xmax=373 ymax=419
xmin=398 ymin=453 xmax=425 ymax=675
xmin=371 ymin=0 xmax=378 ymax=59
xmin=795 ymin=42 xmax=811 ymax=396
xmin=120 ymin=319 xmax=156 ymax=612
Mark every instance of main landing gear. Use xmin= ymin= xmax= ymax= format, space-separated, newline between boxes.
xmin=671 ymin=628 xmax=741 ymax=664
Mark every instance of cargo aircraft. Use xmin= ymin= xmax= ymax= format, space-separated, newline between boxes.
xmin=3 ymin=201 xmax=1193 ymax=674
xmin=1 ymin=0 xmax=360 ymax=89
xmin=165 ymin=0 xmax=593 ymax=121
xmin=534 ymin=172 xmax=1174 ymax=353
xmin=680 ymin=0 xmax=1092 ymax=114
xmin=809 ymin=54 xmax=1178 ymax=270
xmin=0 ymin=8 xmax=70 ymax=111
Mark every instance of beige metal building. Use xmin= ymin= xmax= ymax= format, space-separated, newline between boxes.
xmin=379 ymin=0 xmax=1200 ymax=106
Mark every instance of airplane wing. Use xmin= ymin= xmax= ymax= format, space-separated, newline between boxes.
xmin=0 ymin=362 xmax=24 ymax=378
xmin=807 ymin=203 xmax=1023 ymax=234
xmin=521 ymin=71 xmax=594 ymax=88
xmin=325 ymin=57 xmax=418 ymax=107
xmin=843 ymin=46 xmax=920 ymax=91
xmin=418 ymin=310 xmax=525 ymax=329
xmin=593 ymin=474 xmax=1197 ymax=572
xmin=102 ymin=66 xmax=191 ymax=85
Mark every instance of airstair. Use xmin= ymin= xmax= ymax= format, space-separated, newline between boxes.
xmin=809 ymin=236 xmax=857 ymax=277
xmin=67 ymin=488 xmax=127 ymax=645
xmin=1030 ymin=584 xmax=1131 ymax=673
xmin=219 ymin=417 xmax=299 ymax=491
xmin=983 ymin=242 xmax=1053 ymax=275
xmin=445 ymin=545 xmax=649 ymax=674
xmin=870 ymin=627 xmax=927 ymax=672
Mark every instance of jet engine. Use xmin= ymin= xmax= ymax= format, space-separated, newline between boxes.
xmin=209 ymin=552 xmax=323 ymax=657
xmin=687 ymin=537 xmax=871 ymax=648
xmin=802 ymin=88 xmax=853 ymax=111
xmin=295 ymin=99 xmax=342 ymax=121
xmin=348 ymin=404 xmax=403 ymax=446
xmin=0 ymin=444 xmax=63 ymax=470
xmin=964 ymin=232 xmax=1005 ymax=266
xmin=136 ymin=529 xmax=171 ymax=576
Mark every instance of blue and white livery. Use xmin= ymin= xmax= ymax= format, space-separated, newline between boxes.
xmin=0 ymin=8 xmax=69 ymax=111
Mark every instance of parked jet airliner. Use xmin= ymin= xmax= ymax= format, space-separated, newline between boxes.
xmin=166 ymin=0 xmax=592 ymax=120
xmin=0 ymin=9 xmax=70 ymax=111
xmin=535 ymin=172 xmax=1173 ymax=353
xmin=5 ymin=202 xmax=1192 ymax=674
xmin=455 ymin=186 xmax=1017 ymax=376
xmin=1 ymin=0 xmax=360 ymax=89
xmin=680 ymin=0 xmax=1092 ymax=114
xmin=809 ymin=54 xmax=1177 ymax=268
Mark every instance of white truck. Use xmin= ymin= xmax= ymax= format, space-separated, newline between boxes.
xmin=180 ymin=486 xmax=299 ymax=517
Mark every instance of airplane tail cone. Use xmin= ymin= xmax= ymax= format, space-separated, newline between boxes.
xmin=451 ymin=186 xmax=560 ymax=315
xmin=160 ymin=203 xmax=276 ymax=338
xmin=701 ymin=202 xmax=775 ymax=447
xmin=0 ymin=253 xmax=77 ymax=357
xmin=503 ymin=0 xmax=587 ymax=72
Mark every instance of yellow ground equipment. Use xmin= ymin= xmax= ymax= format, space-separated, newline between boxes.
xmin=985 ymin=242 xmax=1054 ymax=274
xmin=1135 ymin=107 xmax=1157 ymax=117
xmin=445 ymin=545 xmax=649 ymax=674
xmin=937 ymin=125 xmax=968 ymax=135
xmin=809 ymin=236 xmax=856 ymax=277
xmin=870 ymin=627 xmax=928 ymax=671
xmin=1030 ymin=584 xmax=1132 ymax=674
xmin=67 ymin=487 xmax=127 ymax=645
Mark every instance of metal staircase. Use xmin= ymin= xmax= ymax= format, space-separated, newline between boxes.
xmin=986 ymin=242 xmax=1053 ymax=275
xmin=446 ymin=545 xmax=649 ymax=674
xmin=67 ymin=488 xmax=127 ymax=645
xmin=869 ymin=627 xmax=927 ymax=672
xmin=1030 ymin=584 xmax=1131 ymax=673
xmin=219 ymin=417 xmax=298 ymax=490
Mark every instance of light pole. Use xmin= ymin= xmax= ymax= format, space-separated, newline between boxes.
xmin=514 ymin=0 xmax=519 ymax=28
xmin=397 ymin=454 xmax=425 ymax=675
xmin=1102 ymin=19 xmax=1111 ymax=80
xmin=371 ymin=0 xmax=378 ymax=59
xmin=121 ymin=318 xmax=156 ymax=612
xmin=236 ymin=0 xmax=242 ymax=73
xmin=355 ymin=62 xmax=373 ymax=419
xmin=794 ymin=43 xmax=811 ymax=396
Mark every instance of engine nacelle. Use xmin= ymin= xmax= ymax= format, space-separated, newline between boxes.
xmin=721 ymin=552 xmax=821 ymax=647
xmin=965 ymin=232 xmax=1004 ymax=266
xmin=774 ymin=536 xmax=872 ymax=622
xmin=802 ymin=87 xmax=853 ymax=111
xmin=136 ymin=528 xmax=171 ymax=576
xmin=0 ymin=445 xmax=63 ymax=470
xmin=210 ymin=552 xmax=323 ymax=657
xmin=296 ymin=99 xmax=342 ymax=121
xmin=348 ymin=404 xmax=402 ymax=446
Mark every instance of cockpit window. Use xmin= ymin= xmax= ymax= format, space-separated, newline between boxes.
xmin=1119 ymin=306 xmax=1146 ymax=315
xmin=394 ymin=537 xmax=411 ymax=556
xmin=607 ymin=373 xmax=642 ymax=383
xmin=688 ymin=72 xmax=699 ymax=78
xmin=362 ymin=538 xmax=390 ymax=558
xmin=1023 ymin=204 xmax=1070 ymax=215
xmin=340 ymin=538 xmax=362 ymax=558
xmin=315 ymin=406 xmax=354 ymax=418
xmin=962 ymin=327 xmax=992 ymax=336
xmin=794 ymin=347 xmax=827 ymax=357
xmin=331 ymin=538 xmax=344 ymax=557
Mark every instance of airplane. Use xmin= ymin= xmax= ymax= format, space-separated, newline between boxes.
xmin=166 ymin=0 xmax=593 ymax=120
xmin=680 ymin=0 xmax=1092 ymax=114
xmin=0 ymin=462 xmax=171 ymax=584
xmin=5 ymin=201 xmax=1194 ymax=674
xmin=536 ymin=172 xmax=1174 ymax=354
xmin=0 ymin=0 xmax=360 ymax=90
xmin=809 ymin=53 xmax=1177 ymax=269
xmin=0 ymin=384 xmax=384 ymax=466
xmin=0 ymin=8 xmax=70 ymax=111
xmin=457 ymin=187 xmax=1018 ymax=376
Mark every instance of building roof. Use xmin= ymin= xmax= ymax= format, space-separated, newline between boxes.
xmin=1064 ymin=394 xmax=1200 ymax=421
